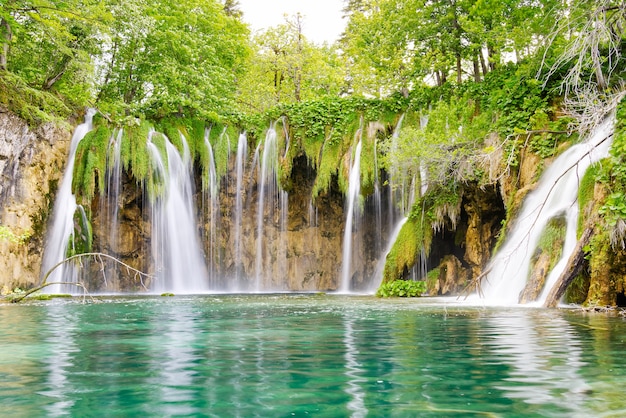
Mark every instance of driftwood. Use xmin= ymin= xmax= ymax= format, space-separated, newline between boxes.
xmin=543 ymin=227 xmax=593 ymax=308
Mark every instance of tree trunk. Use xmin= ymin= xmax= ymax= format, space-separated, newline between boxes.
xmin=42 ymin=56 xmax=72 ymax=90
xmin=0 ymin=17 xmax=12 ymax=71
xmin=479 ymin=48 xmax=488 ymax=76
xmin=488 ymin=44 xmax=497 ymax=71
xmin=473 ymin=55 xmax=481 ymax=82
xmin=543 ymin=227 xmax=593 ymax=308
xmin=591 ymin=43 xmax=608 ymax=91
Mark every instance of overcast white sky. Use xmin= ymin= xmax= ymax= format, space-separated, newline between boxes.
xmin=238 ymin=0 xmax=346 ymax=44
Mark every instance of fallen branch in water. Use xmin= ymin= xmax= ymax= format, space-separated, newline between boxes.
xmin=9 ymin=281 xmax=93 ymax=303
xmin=10 ymin=252 xmax=154 ymax=303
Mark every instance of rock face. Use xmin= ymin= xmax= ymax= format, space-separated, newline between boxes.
xmin=85 ymin=150 xmax=397 ymax=292
xmin=0 ymin=108 xmax=71 ymax=290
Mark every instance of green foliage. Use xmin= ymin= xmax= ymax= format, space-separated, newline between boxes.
xmin=96 ymin=0 xmax=250 ymax=119
xmin=376 ymin=279 xmax=426 ymax=297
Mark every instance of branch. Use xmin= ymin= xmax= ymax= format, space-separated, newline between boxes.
xmin=40 ymin=252 xmax=152 ymax=291
xmin=10 ymin=281 xmax=94 ymax=303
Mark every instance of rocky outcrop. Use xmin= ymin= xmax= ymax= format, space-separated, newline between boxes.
xmin=0 ymin=108 xmax=71 ymax=290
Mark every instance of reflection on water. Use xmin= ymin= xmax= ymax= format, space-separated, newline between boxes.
xmin=42 ymin=305 xmax=79 ymax=416
xmin=344 ymin=318 xmax=368 ymax=417
xmin=485 ymin=311 xmax=589 ymax=416
xmin=0 ymin=296 xmax=625 ymax=417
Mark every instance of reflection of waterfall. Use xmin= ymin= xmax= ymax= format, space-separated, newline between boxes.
xmin=152 ymin=306 xmax=202 ymax=415
xmin=148 ymin=133 xmax=208 ymax=293
xmin=343 ymin=318 xmax=367 ymax=417
xmin=42 ymin=109 xmax=95 ymax=293
xmin=42 ymin=304 xmax=79 ymax=416
xmin=481 ymin=117 xmax=614 ymax=305
xmin=485 ymin=311 xmax=589 ymax=412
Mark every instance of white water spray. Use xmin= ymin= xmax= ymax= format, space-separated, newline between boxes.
xmin=148 ymin=133 xmax=209 ymax=293
xmin=41 ymin=109 xmax=96 ymax=293
xmin=339 ymin=139 xmax=363 ymax=293
xmin=480 ymin=117 xmax=614 ymax=305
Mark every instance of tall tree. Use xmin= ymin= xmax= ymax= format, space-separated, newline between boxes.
xmin=95 ymin=0 xmax=250 ymax=118
xmin=237 ymin=14 xmax=345 ymax=112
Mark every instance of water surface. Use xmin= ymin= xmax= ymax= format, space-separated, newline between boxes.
xmin=0 ymin=295 xmax=625 ymax=417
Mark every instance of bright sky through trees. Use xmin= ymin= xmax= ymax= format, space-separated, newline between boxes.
xmin=238 ymin=0 xmax=346 ymax=44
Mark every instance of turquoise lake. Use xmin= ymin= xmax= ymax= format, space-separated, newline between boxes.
xmin=0 ymin=295 xmax=625 ymax=417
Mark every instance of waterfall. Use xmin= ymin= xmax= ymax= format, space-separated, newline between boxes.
xmin=41 ymin=109 xmax=96 ymax=293
xmin=204 ymin=129 xmax=221 ymax=288
xmin=147 ymin=132 xmax=209 ymax=293
xmin=480 ymin=117 xmax=615 ymax=305
xmin=233 ymin=133 xmax=248 ymax=286
xmin=339 ymin=139 xmax=363 ymax=293
xmin=98 ymin=129 xmax=123 ymax=290
xmin=254 ymin=124 xmax=282 ymax=291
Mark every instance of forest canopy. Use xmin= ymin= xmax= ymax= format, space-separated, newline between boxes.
xmin=0 ymin=0 xmax=623 ymax=124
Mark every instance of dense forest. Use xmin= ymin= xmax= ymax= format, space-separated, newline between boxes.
xmin=1 ymin=0 xmax=626 ymax=303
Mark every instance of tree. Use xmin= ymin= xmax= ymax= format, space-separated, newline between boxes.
xmin=236 ymin=14 xmax=346 ymax=112
xmin=95 ymin=0 xmax=250 ymax=119
xmin=0 ymin=0 xmax=109 ymax=104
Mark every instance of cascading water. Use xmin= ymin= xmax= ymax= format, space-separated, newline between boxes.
xmin=254 ymin=123 xmax=286 ymax=291
xmin=98 ymin=128 xmax=123 ymax=289
xmin=233 ymin=133 xmax=248 ymax=286
xmin=339 ymin=137 xmax=363 ymax=293
xmin=480 ymin=116 xmax=615 ymax=305
xmin=203 ymin=129 xmax=221 ymax=288
xmin=41 ymin=109 xmax=96 ymax=293
xmin=147 ymin=132 xmax=209 ymax=293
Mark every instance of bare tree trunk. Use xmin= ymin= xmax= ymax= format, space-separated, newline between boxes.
xmin=543 ymin=227 xmax=593 ymax=308
xmin=591 ymin=42 xmax=608 ymax=91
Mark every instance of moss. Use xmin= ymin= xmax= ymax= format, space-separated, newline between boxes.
xmin=531 ymin=216 xmax=566 ymax=275
xmin=145 ymin=132 xmax=168 ymax=199
xmin=382 ymin=216 xmax=433 ymax=284
xmin=311 ymin=138 xmax=341 ymax=200
xmin=586 ymin=230 xmax=613 ymax=306
xmin=121 ymin=119 xmax=153 ymax=183
xmin=0 ymin=72 xmax=73 ymax=126
xmin=564 ymin=274 xmax=591 ymax=304
xmin=73 ymin=125 xmax=112 ymax=205
xmin=578 ymin=162 xmax=601 ymax=237
xmin=65 ymin=205 xmax=92 ymax=258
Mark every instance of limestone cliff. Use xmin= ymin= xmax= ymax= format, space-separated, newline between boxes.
xmin=0 ymin=108 xmax=71 ymax=291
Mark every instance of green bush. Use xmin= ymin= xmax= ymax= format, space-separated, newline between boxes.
xmin=376 ymin=279 xmax=426 ymax=297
